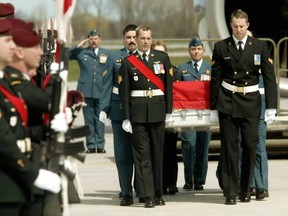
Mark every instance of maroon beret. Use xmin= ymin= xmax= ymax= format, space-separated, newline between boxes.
xmin=6 ymin=18 xmax=34 ymax=30
xmin=11 ymin=28 xmax=41 ymax=47
xmin=0 ymin=19 xmax=11 ymax=35
xmin=0 ymin=3 xmax=15 ymax=17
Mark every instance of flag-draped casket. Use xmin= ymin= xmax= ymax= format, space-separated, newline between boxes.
xmin=166 ymin=80 xmax=217 ymax=131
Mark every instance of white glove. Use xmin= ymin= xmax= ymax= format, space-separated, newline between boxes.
xmin=264 ymin=108 xmax=277 ymax=124
xmin=165 ymin=113 xmax=173 ymax=125
xmin=122 ymin=119 xmax=132 ymax=133
xmin=65 ymin=107 xmax=73 ymax=124
xmin=99 ymin=111 xmax=107 ymax=124
xmin=50 ymin=112 xmax=69 ymax=133
xmin=33 ymin=169 xmax=61 ymax=193
xmin=210 ymin=110 xmax=219 ymax=122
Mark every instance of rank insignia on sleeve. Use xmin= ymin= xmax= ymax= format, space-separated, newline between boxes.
xmin=17 ymin=159 xmax=25 ymax=168
xmin=118 ymin=75 xmax=122 ymax=84
xmin=102 ymin=70 xmax=107 ymax=77
xmin=169 ymin=68 xmax=173 ymax=77
xmin=11 ymin=80 xmax=21 ymax=86
xmin=268 ymin=57 xmax=273 ymax=64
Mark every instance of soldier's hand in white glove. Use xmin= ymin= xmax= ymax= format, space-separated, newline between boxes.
xmin=165 ymin=113 xmax=173 ymax=125
xmin=65 ymin=107 xmax=73 ymax=124
xmin=264 ymin=109 xmax=277 ymax=124
xmin=50 ymin=112 xmax=69 ymax=133
xmin=210 ymin=110 xmax=219 ymax=122
xmin=122 ymin=119 xmax=132 ymax=133
xmin=33 ymin=169 xmax=61 ymax=194
xmin=99 ymin=111 xmax=107 ymax=124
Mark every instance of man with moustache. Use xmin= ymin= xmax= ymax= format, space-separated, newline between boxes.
xmin=118 ymin=25 xmax=173 ymax=208
xmin=69 ymin=30 xmax=111 ymax=153
xmin=100 ymin=24 xmax=137 ymax=206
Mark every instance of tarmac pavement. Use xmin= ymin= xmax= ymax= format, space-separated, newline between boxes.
xmin=67 ymin=82 xmax=288 ymax=216
xmin=67 ymin=131 xmax=288 ymax=216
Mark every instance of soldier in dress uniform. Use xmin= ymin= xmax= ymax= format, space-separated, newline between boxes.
xmin=3 ymin=19 xmax=69 ymax=216
xmin=118 ymin=25 xmax=173 ymax=208
xmin=210 ymin=9 xmax=277 ymax=205
xmin=69 ymin=30 xmax=111 ymax=153
xmin=0 ymin=18 xmax=61 ymax=216
xmin=100 ymin=24 xmax=137 ymax=206
xmin=178 ymin=37 xmax=212 ymax=191
xmin=151 ymin=40 xmax=180 ymax=195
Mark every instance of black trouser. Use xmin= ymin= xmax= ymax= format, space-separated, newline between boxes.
xmin=218 ymin=112 xmax=258 ymax=197
xmin=0 ymin=203 xmax=29 ymax=216
xmin=163 ymin=131 xmax=178 ymax=189
xmin=131 ymin=121 xmax=165 ymax=198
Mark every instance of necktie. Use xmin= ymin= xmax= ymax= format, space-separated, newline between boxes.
xmin=238 ymin=41 xmax=243 ymax=54
xmin=128 ymin=51 xmax=133 ymax=55
xmin=142 ymin=52 xmax=148 ymax=65
xmin=92 ymin=48 xmax=96 ymax=57
xmin=194 ymin=62 xmax=199 ymax=74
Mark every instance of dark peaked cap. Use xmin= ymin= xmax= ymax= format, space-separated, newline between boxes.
xmin=189 ymin=36 xmax=203 ymax=47
xmin=87 ymin=29 xmax=100 ymax=37
xmin=0 ymin=3 xmax=15 ymax=17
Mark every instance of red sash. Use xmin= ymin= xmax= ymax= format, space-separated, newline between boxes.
xmin=0 ymin=84 xmax=28 ymax=127
xmin=127 ymin=54 xmax=164 ymax=92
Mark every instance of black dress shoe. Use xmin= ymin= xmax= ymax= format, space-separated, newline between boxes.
xmin=239 ymin=194 xmax=251 ymax=202
xmin=86 ymin=148 xmax=96 ymax=154
xmin=225 ymin=196 xmax=236 ymax=205
xmin=120 ymin=195 xmax=133 ymax=206
xmin=183 ymin=182 xmax=193 ymax=190
xmin=97 ymin=148 xmax=106 ymax=153
xmin=250 ymin=188 xmax=256 ymax=196
xmin=144 ymin=197 xmax=155 ymax=208
xmin=194 ymin=184 xmax=204 ymax=190
xmin=256 ymin=189 xmax=269 ymax=200
xmin=138 ymin=197 xmax=145 ymax=203
xmin=168 ymin=185 xmax=179 ymax=195
xmin=163 ymin=188 xmax=168 ymax=195
xmin=155 ymin=196 xmax=165 ymax=206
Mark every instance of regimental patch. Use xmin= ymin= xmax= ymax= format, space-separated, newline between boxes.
xmin=206 ymin=70 xmax=211 ymax=75
xmin=118 ymin=75 xmax=122 ymax=84
xmin=102 ymin=69 xmax=107 ymax=77
xmin=268 ymin=57 xmax=273 ymax=64
xmin=212 ymin=60 xmax=215 ymax=65
xmin=11 ymin=80 xmax=21 ymax=86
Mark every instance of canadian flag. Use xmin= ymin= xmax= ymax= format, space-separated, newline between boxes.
xmin=54 ymin=0 xmax=76 ymax=42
